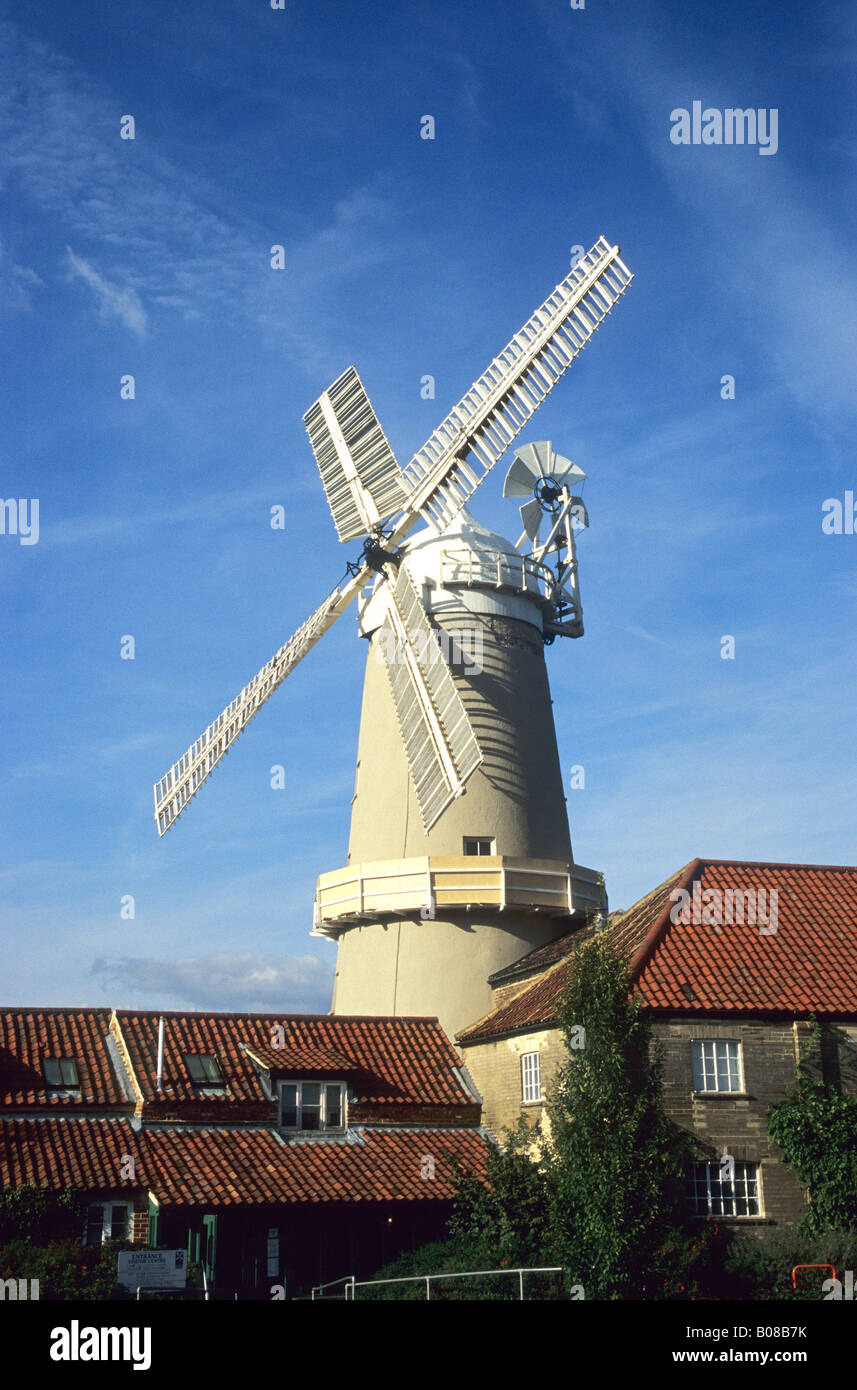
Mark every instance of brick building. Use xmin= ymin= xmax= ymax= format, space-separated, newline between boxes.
xmin=0 ymin=1008 xmax=489 ymax=1295
xmin=457 ymin=858 xmax=857 ymax=1231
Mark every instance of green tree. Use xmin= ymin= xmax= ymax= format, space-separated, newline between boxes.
xmin=367 ymin=931 xmax=719 ymax=1299
xmin=542 ymin=931 xmax=698 ymax=1298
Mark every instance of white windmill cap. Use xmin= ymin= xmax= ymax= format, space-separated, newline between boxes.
xmin=358 ymin=506 xmax=545 ymax=638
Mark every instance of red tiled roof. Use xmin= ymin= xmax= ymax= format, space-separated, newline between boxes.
xmin=241 ymin=1043 xmax=355 ymax=1073
xmin=0 ymin=1118 xmax=491 ymax=1207
xmin=458 ymin=859 xmax=857 ymax=1042
xmin=0 ymin=1009 xmax=132 ymax=1111
xmin=0 ymin=1118 xmax=144 ymax=1191
xmin=114 ymin=1012 xmax=470 ymax=1110
xmin=487 ymin=929 xmax=579 ymax=985
xmin=634 ymin=860 xmax=857 ymax=1015
xmin=141 ymin=1126 xmax=492 ymax=1206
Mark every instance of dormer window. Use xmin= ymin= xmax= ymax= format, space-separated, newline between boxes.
xmin=463 ymin=837 xmax=494 ymax=856
xmin=279 ymin=1081 xmax=345 ymax=1132
xmin=44 ymin=1058 xmax=80 ymax=1090
xmin=184 ymin=1054 xmax=224 ymax=1087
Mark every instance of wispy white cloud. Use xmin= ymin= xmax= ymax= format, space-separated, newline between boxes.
xmin=43 ymin=484 xmax=279 ymax=547
xmin=65 ymin=246 xmax=147 ymax=337
xmin=623 ymin=624 xmax=671 ymax=647
xmin=0 ymin=16 xmax=405 ymax=361
xmin=89 ymin=951 xmax=334 ymax=1013
xmin=0 ymin=240 xmax=43 ymax=311
xmin=535 ymin=3 xmax=857 ymax=419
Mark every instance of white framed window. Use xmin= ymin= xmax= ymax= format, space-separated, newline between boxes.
xmin=687 ymin=1161 xmax=760 ymax=1218
xmin=521 ymin=1052 xmax=541 ymax=1103
xmin=85 ymin=1202 xmax=131 ymax=1245
xmin=279 ymin=1080 xmax=345 ymax=1132
xmin=463 ymin=837 xmax=494 ymax=856
xmin=691 ymin=1040 xmax=743 ymax=1092
xmin=44 ymin=1058 xmax=80 ymax=1090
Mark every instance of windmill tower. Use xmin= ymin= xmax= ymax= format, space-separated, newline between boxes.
xmin=153 ymin=237 xmax=633 ymax=1040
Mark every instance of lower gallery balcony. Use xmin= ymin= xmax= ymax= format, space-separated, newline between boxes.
xmin=312 ymin=856 xmax=605 ymax=937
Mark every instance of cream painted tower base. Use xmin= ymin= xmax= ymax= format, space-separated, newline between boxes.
xmin=314 ymin=511 xmax=605 ymax=1041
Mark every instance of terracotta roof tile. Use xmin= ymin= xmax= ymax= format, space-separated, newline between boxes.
xmin=0 ymin=1008 xmax=131 ymax=1111
xmin=141 ymin=1125 xmax=492 ymax=1206
xmin=114 ymin=1011 xmax=470 ymax=1111
xmin=0 ymin=1119 xmax=491 ymax=1207
xmin=0 ymin=1118 xmax=144 ymax=1191
xmin=458 ymin=859 xmax=857 ymax=1042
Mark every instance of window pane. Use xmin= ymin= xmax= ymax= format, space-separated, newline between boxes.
xmin=60 ymin=1059 xmax=79 ymax=1086
xmin=324 ymin=1085 xmax=342 ymax=1127
xmin=521 ymin=1052 xmax=541 ymax=1102
xmin=280 ymin=1084 xmax=298 ymax=1126
xmin=692 ymin=1040 xmax=742 ymax=1092
xmin=301 ymin=1083 xmax=321 ymax=1106
xmin=86 ymin=1205 xmax=104 ymax=1246
xmin=201 ymin=1055 xmax=222 ymax=1082
xmin=687 ymin=1161 xmax=759 ymax=1217
xmin=110 ymin=1206 xmax=128 ymax=1240
xmin=185 ymin=1055 xmax=205 ymax=1083
xmin=301 ymin=1105 xmax=321 ymax=1131
xmin=690 ymin=1044 xmax=703 ymax=1091
xmin=44 ymin=1059 xmax=62 ymax=1087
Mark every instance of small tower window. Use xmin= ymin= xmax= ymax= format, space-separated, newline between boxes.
xmin=463 ymin=837 xmax=494 ymax=856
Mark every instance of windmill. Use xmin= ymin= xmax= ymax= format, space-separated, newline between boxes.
xmin=154 ymin=235 xmax=633 ymax=1038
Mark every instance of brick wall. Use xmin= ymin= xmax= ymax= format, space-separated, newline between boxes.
xmin=463 ymin=1028 xmax=562 ymax=1140
xmin=130 ymin=1204 xmax=149 ymax=1244
xmin=651 ymin=1016 xmax=807 ymax=1228
xmin=462 ymin=1015 xmax=857 ymax=1230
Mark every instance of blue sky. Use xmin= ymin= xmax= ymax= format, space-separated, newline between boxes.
xmin=2 ymin=0 xmax=855 ymax=1012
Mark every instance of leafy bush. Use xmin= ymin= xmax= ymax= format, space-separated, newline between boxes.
xmin=0 ymin=1237 xmax=130 ymax=1300
xmin=0 ymin=1185 xmax=83 ymax=1244
xmin=723 ymin=1227 xmax=857 ymax=1300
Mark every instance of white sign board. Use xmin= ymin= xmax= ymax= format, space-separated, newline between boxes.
xmin=117 ymin=1249 xmax=187 ymax=1292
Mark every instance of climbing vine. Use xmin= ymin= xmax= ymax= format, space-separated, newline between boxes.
xmin=768 ymin=1024 xmax=857 ymax=1234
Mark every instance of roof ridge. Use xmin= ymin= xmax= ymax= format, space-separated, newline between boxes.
xmin=626 ymin=859 xmax=701 ymax=981
xmin=694 ymin=858 xmax=857 ymax=872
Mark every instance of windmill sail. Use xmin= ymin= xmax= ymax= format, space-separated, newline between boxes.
xmin=154 ymin=584 xmax=355 ymax=835
xmin=394 ymin=236 xmax=632 ymax=537
xmin=154 ymin=237 xmax=632 ymax=835
xmin=379 ymin=566 xmax=483 ymax=830
xmin=304 ymin=366 xmax=409 ymax=542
